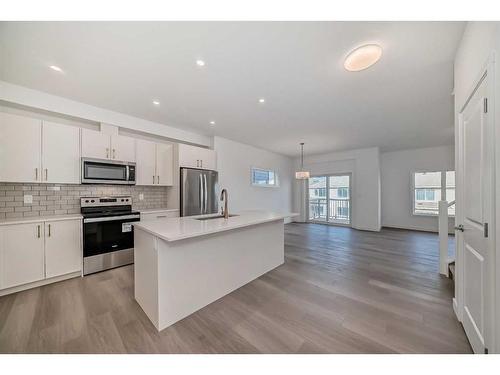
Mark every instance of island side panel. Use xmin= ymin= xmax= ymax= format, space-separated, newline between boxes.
xmin=156 ymin=220 xmax=284 ymax=331
xmin=134 ymin=228 xmax=160 ymax=330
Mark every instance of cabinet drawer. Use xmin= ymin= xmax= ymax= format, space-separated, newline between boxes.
xmin=140 ymin=210 xmax=179 ymax=221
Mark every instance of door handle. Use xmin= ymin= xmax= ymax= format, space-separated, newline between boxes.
xmin=106 ymin=148 xmax=109 ymax=159
xmin=455 ymin=224 xmax=464 ymax=232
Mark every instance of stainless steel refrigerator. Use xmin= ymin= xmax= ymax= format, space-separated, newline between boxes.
xmin=180 ymin=168 xmax=219 ymax=217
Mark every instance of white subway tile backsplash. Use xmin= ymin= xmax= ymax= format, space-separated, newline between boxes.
xmin=0 ymin=183 xmax=170 ymax=218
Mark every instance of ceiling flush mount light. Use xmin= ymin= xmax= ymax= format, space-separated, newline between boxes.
xmin=344 ymin=44 xmax=382 ymax=72
xmin=196 ymin=59 xmax=205 ymax=67
xmin=210 ymin=121 xmax=216 ymax=125
xmin=49 ymin=65 xmax=63 ymax=72
xmin=258 ymin=98 xmax=265 ymax=103
xmin=153 ymin=100 xmax=160 ymax=105
xmin=295 ymin=142 xmax=310 ymax=180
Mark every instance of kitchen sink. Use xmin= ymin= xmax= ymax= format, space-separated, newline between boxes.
xmin=195 ymin=214 xmax=239 ymax=220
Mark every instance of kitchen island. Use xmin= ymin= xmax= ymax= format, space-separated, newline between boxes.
xmin=133 ymin=210 xmax=297 ymax=331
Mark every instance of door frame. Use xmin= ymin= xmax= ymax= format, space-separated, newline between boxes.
xmin=455 ymin=52 xmax=497 ymax=353
xmin=306 ymin=172 xmax=353 ymax=227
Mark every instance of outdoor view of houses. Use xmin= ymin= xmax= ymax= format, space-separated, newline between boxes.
xmin=413 ymin=171 xmax=455 ymax=216
xmin=308 ymin=175 xmax=351 ymax=224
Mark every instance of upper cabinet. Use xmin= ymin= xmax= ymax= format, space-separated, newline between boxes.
xmin=42 ymin=121 xmax=80 ymax=184
xmin=178 ymin=144 xmax=217 ymax=170
xmin=0 ymin=113 xmax=79 ymax=184
xmin=136 ymin=140 xmax=173 ymax=186
xmin=81 ymin=129 xmax=136 ymax=162
xmin=0 ymin=112 xmax=42 ymax=183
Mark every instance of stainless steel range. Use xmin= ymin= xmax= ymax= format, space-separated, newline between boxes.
xmin=81 ymin=196 xmax=140 ymax=275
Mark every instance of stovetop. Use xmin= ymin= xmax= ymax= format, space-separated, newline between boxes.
xmin=80 ymin=196 xmax=138 ymax=218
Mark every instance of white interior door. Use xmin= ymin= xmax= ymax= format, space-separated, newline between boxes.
xmin=42 ymin=121 xmax=80 ymax=183
xmin=459 ymin=74 xmax=493 ymax=353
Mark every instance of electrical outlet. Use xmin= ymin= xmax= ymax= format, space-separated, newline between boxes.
xmin=24 ymin=195 xmax=33 ymax=204
xmin=139 ymin=193 xmax=144 ymax=201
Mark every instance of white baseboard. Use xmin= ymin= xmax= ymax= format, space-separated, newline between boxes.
xmin=0 ymin=271 xmax=82 ymax=297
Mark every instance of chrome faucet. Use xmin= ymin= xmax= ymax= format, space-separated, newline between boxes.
xmin=220 ymin=189 xmax=229 ymax=219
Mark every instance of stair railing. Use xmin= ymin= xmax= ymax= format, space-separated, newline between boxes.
xmin=438 ymin=200 xmax=455 ymax=276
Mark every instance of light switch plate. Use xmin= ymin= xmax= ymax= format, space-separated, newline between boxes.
xmin=139 ymin=193 xmax=144 ymax=201
xmin=24 ymin=195 xmax=33 ymax=204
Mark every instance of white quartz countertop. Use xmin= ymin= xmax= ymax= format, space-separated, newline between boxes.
xmin=139 ymin=208 xmax=179 ymax=214
xmin=133 ymin=210 xmax=298 ymax=242
xmin=0 ymin=214 xmax=83 ymax=226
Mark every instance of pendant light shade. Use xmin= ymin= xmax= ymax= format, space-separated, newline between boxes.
xmin=295 ymin=142 xmax=310 ymax=180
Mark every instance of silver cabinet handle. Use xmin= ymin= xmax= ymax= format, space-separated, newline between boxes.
xmin=37 ymin=225 xmax=41 ymax=238
xmin=113 ymin=149 xmax=116 ymax=159
xmin=106 ymin=148 xmax=109 ymax=158
xmin=45 ymin=168 xmax=48 ymax=181
xmin=48 ymin=224 xmax=51 ymax=237
xmin=35 ymin=168 xmax=38 ymax=181
xmin=196 ymin=159 xmax=199 ymax=167
xmin=153 ymin=175 xmax=155 ymax=184
xmin=201 ymin=159 xmax=203 ymax=168
xmin=156 ymin=215 xmax=167 ymax=219
xmin=157 ymin=175 xmax=160 ymax=184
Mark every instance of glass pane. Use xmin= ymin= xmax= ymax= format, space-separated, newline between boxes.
xmin=252 ymin=168 xmax=277 ymax=186
xmin=446 ymin=171 xmax=455 ymax=188
xmin=85 ymin=162 xmax=126 ymax=180
xmin=328 ymin=175 xmax=350 ymax=224
xmin=446 ymin=171 xmax=456 ymax=215
xmin=308 ymin=177 xmax=327 ymax=221
xmin=414 ymin=171 xmax=441 ymax=188
xmin=413 ymin=172 xmax=441 ymax=215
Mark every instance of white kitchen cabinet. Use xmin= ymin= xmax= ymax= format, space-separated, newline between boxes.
xmin=156 ymin=143 xmax=174 ymax=186
xmin=140 ymin=210 xmax=179 ymax=221
xmin=111 ymin=134 xmax=136 ymax=162
xmin=0 ymin=112 xmax=41 ymax=183
xmin=178 ymin=143 xmax=216 ymax=170
xmin=81 ymin=129 xmax=135 ymax=162
xmin=0 ymin=222 xmax=45 ymax=289
xmin=42 ymin=121 xmax=80 ymax=184
xmin=44 ymin=219 xmax=81 ymax=278
xmin=136 ymin=140 xmax=173 ymax=186
xmin=81 ymin=128 xmax=111 ymax=159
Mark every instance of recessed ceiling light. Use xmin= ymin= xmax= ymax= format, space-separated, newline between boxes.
xmin=196 ymin=60 xmax=205 ymax=67
xmin=153 ymin=100 xmax=160 ymax=105
xmin=258 ymin=98 xmax=265 ymax=103
xmin=210 ymin=121 xmax=216 ymax=125
xmin=344 ymin=44 xmax=382 ymax=72
xmin=49 ymin=65 xmax=63 ymax=72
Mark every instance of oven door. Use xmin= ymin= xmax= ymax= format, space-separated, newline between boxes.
xmin=83 ymin=215 xmax=140 ymax=258
xmin=81 ymin=158 xmax=135 ymax=185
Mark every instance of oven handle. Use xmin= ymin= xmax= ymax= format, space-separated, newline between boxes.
xmin=83 ymin=214 xmax=140 ymax=223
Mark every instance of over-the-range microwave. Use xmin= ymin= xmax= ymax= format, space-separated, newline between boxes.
xmin=81 ymin=158 xmax=136 ymax=185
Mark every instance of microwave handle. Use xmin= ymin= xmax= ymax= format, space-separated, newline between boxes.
xmin=126 ymin=165 xmax=130 ymax=182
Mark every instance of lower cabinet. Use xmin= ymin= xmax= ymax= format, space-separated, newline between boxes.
xmin=0 ymin=222 xmax=45 ymax=290
xmin=45 ymin=219 xmax=81 ymax=278
xmin=0 ymin=218 xmax=82 ymax=292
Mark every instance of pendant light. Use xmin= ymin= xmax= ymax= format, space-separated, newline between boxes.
xmin=295 ymin=142 xmax=310 ymax=180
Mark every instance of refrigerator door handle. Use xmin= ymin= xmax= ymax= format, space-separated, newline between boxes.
xmin=204 ymin=174 xmax=208 ymax=214
xmin=199 ymin=174 xmax=203 ymax=212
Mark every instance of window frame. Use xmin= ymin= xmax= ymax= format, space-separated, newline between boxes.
xmin=250 ymin=166 xmax=280 ymax=188
xmin=411 ymin=170 xmax=455 ymax=217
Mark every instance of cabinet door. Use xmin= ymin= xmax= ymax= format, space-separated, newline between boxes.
xmin=199 ymin=148 xmax=217 ymax=170
xmin=156 ymin=143 xmax=174 ymax=186
xmin=81 ymin=128 xmax=111 ymax=159
xmin=111 ymin=134 xmax=136 ymax=162
xmin=136 ymin=139 xmax=157 ymax=185
xmin=0 ymin=112 xmax=42 ymax=182
xmin=178 ymin=143 xmax=200 ymax=169
xmin=42 ymin=121 xmax=80 ymax=184
xmin=140 ymin=210 xmax=179 ymax=221
xmin=0 ymin=223 xmax=45 ymax=289
xmin=45 ymin=220 xmax=81 ymax=278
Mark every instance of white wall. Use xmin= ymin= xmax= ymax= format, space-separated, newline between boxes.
xmin=214 ymin=136 xmax=293 ymax=218
xmin=453 ymin=21 xmax=500 ymax=353
xmin=293 ymin=147 xmax=381 ymax=231
xmin=381 ymin=145 xmax=455 ymax=232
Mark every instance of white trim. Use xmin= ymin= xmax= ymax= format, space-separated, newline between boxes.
xmin=0 ymin=80 xmax=211 ymax=147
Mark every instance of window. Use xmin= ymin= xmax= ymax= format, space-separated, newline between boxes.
xmin=412 ymin=171 xmax=455 ymax=216
xmin=337 ymin=187 xmax=349 ymax=198
xmin=251 ymin=167 xmax=279 ymax=187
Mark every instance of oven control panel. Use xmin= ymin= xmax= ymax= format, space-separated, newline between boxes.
xmin=80 ymin=196 xmax=132 ymax=208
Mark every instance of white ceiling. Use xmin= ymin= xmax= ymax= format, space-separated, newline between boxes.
xmin=0 ymin=22 xmax=465 ymax=156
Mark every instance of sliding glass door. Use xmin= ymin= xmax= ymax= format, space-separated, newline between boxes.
xmin=308 ymin=174 xmax=351 ymax=225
